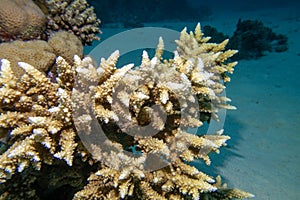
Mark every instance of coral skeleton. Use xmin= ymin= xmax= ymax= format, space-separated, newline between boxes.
xmin=0 ymin=24 xmax=253 ymax=199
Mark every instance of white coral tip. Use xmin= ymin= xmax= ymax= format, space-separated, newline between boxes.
xmin=0 ymin=59 xmax=10 ymax=67
xmin=56 ymin=56 xmax=64 ymax=62
xmin=111 ymin=50 xmax=120 ymax=57
xmin=18 ymin=62 xmax=33 ymax=70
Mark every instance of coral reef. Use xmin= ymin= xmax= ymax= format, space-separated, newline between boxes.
xmin=202 ymin=25 xmax=228 ymax=44
xmin=0 ymin=0 xmax=101 ymax=45
xmin=0 ymin=31 xmax=83 ymax=78
xmin=228 ymin=19 xmax=288 ymax=59
xmin=0 ymin=58 xmax=78 ymax=178
xmin=45 ymin=0 xmax=101 ymax=45
xmin=0 ymin=56 xmax=94 ymax=199
xmin=202 ymin=20 xmax=288 ymax=60
xmin=72 ymin=24 xmax=248 ymax=200
xmin=0 ymin=24 xmax=253 ymax=199
xmin=0 ymin=0 xmax=46 ymax=42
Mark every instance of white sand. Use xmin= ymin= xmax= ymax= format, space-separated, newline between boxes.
xmin=204 ymin=7 xmax=300 ymax=200
xmin=85 ymin=5 xmax=300 ymax=200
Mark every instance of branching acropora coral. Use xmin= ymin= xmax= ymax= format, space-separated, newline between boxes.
xmin=0 ymin=24 xmax=253 ymax=199
xmin=45 ymin=0 xmax=101 ymax=45
xmin=72 ymin=23 xmax=252 ymax=200
xmin=0 ymin=58 xmax=79 ymax=179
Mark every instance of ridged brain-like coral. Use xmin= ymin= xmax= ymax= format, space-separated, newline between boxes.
xmin=0 ymin=0 xmax=46 ymax=42
xmin=0 ymin=24 xmax=253 ymax=199
xmin=47 ymin=31 xmax=83 ymax=64
xmin=0 ymin=40 xmax=56 ymax=77
xmin=0 ymin=0 xmax=101 ymax=45
xmin=0 ymin=31 xmax=83 ymax=78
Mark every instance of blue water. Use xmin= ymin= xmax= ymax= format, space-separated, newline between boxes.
xmin=86 ymin=1 xmax=300 ymax=199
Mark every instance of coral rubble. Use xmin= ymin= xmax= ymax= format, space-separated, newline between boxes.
xmin=0 ymin=24 xmax=253 ymax=199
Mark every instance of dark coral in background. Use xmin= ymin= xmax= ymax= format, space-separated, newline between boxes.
xmin=227 ymin=19 xmax=288 ymax=60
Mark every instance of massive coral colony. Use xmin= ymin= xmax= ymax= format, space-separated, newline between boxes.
xmin=0 ymin=0 xmax=101 ymax=45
